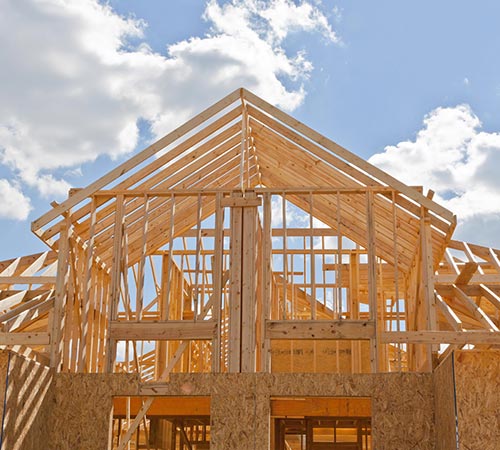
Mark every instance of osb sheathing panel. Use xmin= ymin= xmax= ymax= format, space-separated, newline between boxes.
xmin=454 ymin=350 xmax=500 ymax=450
xmin=371 ymin=373 xmax=434 ymax=450
xmin=433 ymin=354 xmax=457 ymax=450
xmin=48 ymin=373 xmax=140 ymax=450
xmin=0 ymin=351 xmax=9 ymax=417
xmin=210 ymin=376 xmax=270 ymax=449
xmin=0 ymin=351 xmax=54 ymax=450
xmin=153 ymin=372 xmax=435 ymax=450
xmin=0 ymin=357 xmax=435 ymax=450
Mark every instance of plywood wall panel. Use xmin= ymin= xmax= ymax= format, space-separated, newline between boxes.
xmin=0 ymin=357 xmax=439 ymax=450
xmin=211 ymin=376 xmax=269 ymax=450
xmin=372 ymin=373 xmax=435 ymax=450
xmin=454 ymin=350 xmax=500 ymax=450
xmin=48 ymin=373 xmax=140 ymax=450
xmin=157 ymin=372 xmax=434 ymax=450
xmin=433 ymin=354 xmax=457 ymax=450
xmin=0 ymin=351 xmax=54 ymax=450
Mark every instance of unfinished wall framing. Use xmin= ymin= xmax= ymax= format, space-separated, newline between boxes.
xmin=0 ymin=88 xmax=499 ymax=449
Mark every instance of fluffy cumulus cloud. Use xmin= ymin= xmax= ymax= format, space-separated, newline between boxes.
xmin=369 ymin=105 xmax=500 ymax=246
xmin=0 ymin=179 xmax=32 ymax=220
xmin=0 ymin=0 xmax=337 ymax=217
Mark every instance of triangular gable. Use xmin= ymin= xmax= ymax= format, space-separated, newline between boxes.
xmin=31 ymin=88 xmax=456 ymax=271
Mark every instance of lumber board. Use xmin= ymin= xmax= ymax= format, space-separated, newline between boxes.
xmin=110 ymin=321 xmax=216 ymax=340
xmin=452 ymin=285 xmax=499 ymax=331
xmin=270 ymin=397 xmax=371 ymax=417
xmin=0 ymin=276 xmax=56 ymax=285
xmin=0 ymin=331 xmax=50 ymax=345
xmin=382 ymin=331 xmax=500 ymax=345
xmin=113 ymin=396 xmax=210 ymax=416
xmin=220 ymin=197 xmax=262 ymax=208
xmin=454 ymin=262 xmax=478 ymax=285
xmin=266 ymin=320 xmax=375 ymax=340
xmin=82 ymin=134 xmax=242 ymax=251
xmin=100 ymin=154 xmax=250 ymax=265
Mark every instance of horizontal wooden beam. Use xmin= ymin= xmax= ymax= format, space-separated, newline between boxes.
xmin=271 ymin=397 xmax=371 ymax=417
xmin=0 ymin=276 xmax=56 ymax=285
xmin=79 ymin=186 xmax=407 ymax=197
xmin=436 ymin=274 xmax=500 ymax=285
xmin=219 ymin=197 xmax=261 ymax=208
xmin=113 ymin=396 xmax=210 ymax=417
xmin=435 ymin=284 xmax=500 ymax=297
xmin=179 ymin=227 xmax=341 ymax=238
xmin=381 ymin=331 xmax=500 ymax=345
xmin=0 ymin=332 xmax=50 ymax=345
xmin=266 ymin=320 xmax=375 ymax=340
xmin=110 ymin=321 xmax=216 ymax=341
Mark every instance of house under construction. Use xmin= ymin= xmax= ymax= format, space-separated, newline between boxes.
xmin=0 ymin=88 xmax=498 ymax=450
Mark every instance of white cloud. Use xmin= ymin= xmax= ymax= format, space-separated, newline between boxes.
xmin=0 ymin=180 xmax=32 ymax=220
xmin=369 ymin=104 xmax=500 ymax=246
xmin=0 ymin=0 xmax=337 ymax=210
xmin=205 ymin=0 xmax=338 ymax=45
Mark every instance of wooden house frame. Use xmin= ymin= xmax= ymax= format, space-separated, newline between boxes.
xmin=0 ymin=88 xmax=498 ymax=449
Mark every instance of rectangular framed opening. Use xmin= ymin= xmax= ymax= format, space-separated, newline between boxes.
xmin=111 ymin=396 xmax=211 ymax=449
xmin=271 ymin=397 xmax=372 ymax=450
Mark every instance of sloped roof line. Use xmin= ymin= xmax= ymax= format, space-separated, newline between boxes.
xmin=31 ymin=88 xmax=243 ymax=233
xmin=40 ymin=118 xmax=243 ymax=244
xmin=31 ymin=87 xmax=456 ymax=252
xmin=241 ymin=88 xmax=456 ymax=224
xmin=249 ymin=115 xmax=436 ymax=229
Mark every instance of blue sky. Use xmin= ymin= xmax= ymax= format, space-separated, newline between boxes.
xmin=1 ymin=0 xmax=500 ymax=259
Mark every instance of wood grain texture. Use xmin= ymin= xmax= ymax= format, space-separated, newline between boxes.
xmin=433 ymin=353 xmax=457 ymax=450
xmin=0 ymin=351 xmax=54 ymax=450
xmin=454 ymin=350 xmax=500 ymax=450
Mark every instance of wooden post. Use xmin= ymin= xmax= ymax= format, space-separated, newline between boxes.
xmin=228 ymin=193 xmax=243 ymax=372
xmin=241 ymin=191 xmax=258 ymax=372
xmin=156 ymin=254 xmax=168 ymax=379
xmin=78 ymin=198 xmax=96 ymax=372
xmin=211 ymin=193 xmax=224 ymax=372
xmin=366 ymin=190 xmax=379 ymax=373
xmin=421 ymin=214 xmax=438 ymax=364
xmin=228 ymin=190 xmax=260 ymax=372
xmin=349 ymin=252 xmax=361 ymax=373
xmin=261 ymin=192 xmax=272 ymax=372
xmin=309 ymin=193 xmax=316 ymax=320
xmin=105 ymin=195 xmax=125 ymax=373
xmin=136 ymin=195 xmax=150 ymax=321
xmin=50 ymin=217 xmax=71 ymax=370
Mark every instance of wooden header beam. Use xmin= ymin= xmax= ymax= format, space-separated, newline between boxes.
xmin=113 ymin=396 xmax=210 ymax=417
xmin=110 ymin=321 xmax=216 ymax=341
xmin=266 ymin=320 xmax=375 ymax=340
xmin=271 ymin=397 xmax=372 ymax=417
